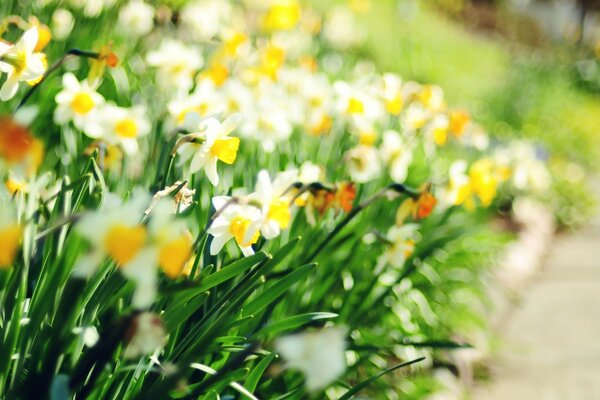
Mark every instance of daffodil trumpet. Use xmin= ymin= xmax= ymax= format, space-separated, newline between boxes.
xmin=14 ymin=48 xmax=101 ymax=111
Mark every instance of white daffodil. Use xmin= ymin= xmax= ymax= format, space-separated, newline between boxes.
xmin=345 ymin=145 xmax=382 ymax=183
xmin=146 ymin=39 xmax=203 ymax=93
xmin=118 ymin=0 xmax=155 ymax=37
xmin=148 ymin=200 xmax=193 ymax=279
xmin=424 ymin=113 xmax=450 ymax=147
xmin=75 ymin=192 xmax=157 ymax=307
xmin=253 ymin=169 xmax=298 ymax=239
xmin=239 ymin=83 xmax=293 ymax=153
xmin=0 ymin=27 xmax=47 ymax=101
xmin=51 ymin=9 xmax=75 ymax=40
xmin=402 ymin=103 xmax=430 ymax=133
xmin=378 ymin=224 xmax=418 ymax=268
xmin=180 ymin=0 xmax=232 ymax=42
xmin=69 ymin=0 xmax=117 ymax=17
xmin=177 ymin=115 xmax=241 ymax=186
xmin=417 ymin=84 xmax=446 ymax=112
xmin=89 ymin=104 xmax=151 ymax=155
xmin=444 ymin=160 xmax=471 ymax=207
xmin=275 ymin=327 xmax=347 ymax=392
xmin=298 ymin=161 xmax=323 ymax=183
xmin=54 ymin=72 xmax=105 ymax=131
xmin=379 ymin=130 xmax=413 ymax=183
xmin=380 ymin=73 xmax=404 ymax=115
xmin=333 ymin=80 xmax=383 ymax=124
xmin=206 ymin=196 xmax=261 ymax=256
xmin=167 ymin=79 xmax=225 ymax=125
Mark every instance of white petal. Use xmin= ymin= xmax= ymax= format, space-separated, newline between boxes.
xmin=210 ymin=233 xmax=230 ymax=255
xmin=0 ymin=73 xmax=20 ymax=101
xmin=222 ymin=113 xmax=242 ymax=135
xmin=205 ymin=158 xmax=219 ymax=186
xmin=18 ymin=27 xmax=39 ymax=54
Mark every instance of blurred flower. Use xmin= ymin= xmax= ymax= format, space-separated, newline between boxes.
xmin=448 ymin=110 xmax=470 ymax=138
xmin=345 ymin=144 xmax=382 ymax=183
xmin=207 ymin=196 xmax=261 ymax=256
xmin=396 ymin=186 xmax=436 ymax=225
xmin=87 ymin=44 xmax=118 ymax=85
xmin=402 ymin=103 xmax=429 ymax=132
xmin=54 ymin=72 xmax=104 ymax=131
xmin=146 ymin=39 xmax=203 ymax=93
xmin=378 ymin=223 xmax=418 ymax=268
xmin=380 ymin=73 xmax=404 ymax=115
xmin=0 ymin=27 xmax=47 ymax=101
xmin=262 ymin=0 xmax=301 ymax=32
xmin=75 ymin=192 xmax=156 ymax=306
xmin=118 ymin=0 xmax=155 ymax=37
xmin=180 ymin=0 xmax=232 ymax=42
xmin=379 ymin=130 xmax=413 ymax=183
xmin=123 ymin=312 xmax=167 ymax=358
xmin=69 ymin=0 xmax=117 ymax=17
xmin=149 ymin=200 xmax=193 ymax=279
xmin=0 ymin=197 xmax=21 ymax=268
xmin=275 ymin=327 xmax=347 ymax=392
xmin=253 ymin=169 xmax=297 ymax=239
xmin=445 ymin=159 xmax=500 ymax=209
xmin=168 ymin=79 xmax=225 ymax=124
xmin=0 ymin=116 xmax=44 ymax=173
xmin=177 ymin=114 xmax=241 ymax=186
xmin=89 ymin=104 xmax=151 ymax=155
xmin=51 ymin=9 xmax=74 ymax=40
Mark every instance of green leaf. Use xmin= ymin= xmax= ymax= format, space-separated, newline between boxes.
xmin=338 ymin=357 xmax=426 ymax=400
xmin=243 ymin=263 xmax=317 ymax=317
xmin=243 ymin=352 xmax=277 ymax=393
xmin=163 ymin=291 xmax=210 ymax=332
xmin=253 ymin=312 xmax=338 ymax=338
xmin=196 ymin=251 xmax=269 ymax=293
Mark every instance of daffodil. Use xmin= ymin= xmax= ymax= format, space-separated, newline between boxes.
xmin=0 ymin=27 xmax=47 ymax=101
xmin=0 ymin=116 xmax=44 ymax=174
xmin=177 ymin=114 xmax=241 ymax=186
xmin=380 ymin=73 xmax=404 ymax=115
xmin=396 ymin=185 xmax=437 ymax=224
xmin=0 ymin=197 xmax=22 ymax=268
xmin=378 ymin=224 xmax=418 ymax=268
xmin=262 ymin=0 xmax=301 ymax=31
xmin=379 ymin=130 xmax=413 ymax=183
xmin=148 ymin=200 xmax=193 ymax=279
xmin=89 ymin=104 xmax=151 ymax=155
xmin=345 ymin=144 xmax=382 ymax=183
xmin=146 ymin=39 xmax=203 ymax=93
xmin=206 ymin=196 xmax=261 ymax=256
xmin=238 ymin=84 xmax=293 ymax=152
xmin=54 ymin=72 xmax=105 ymax=131
xmin=180 ymin=0 xmax=232 ymax=42
xmin=445 ymin=159 xmax=500 ymax=210
xmin=334 ymin=80 xmax=383 ymax=124
xmin=75 ymin=192 xmax=158 ymax=307
xmin=117 ymin=0 xmax=155 ymax=37
xmin=402 ymin=103 xmax=430 ymax=132
xmin=167 ymin=79 xmax=225 ymax=125
xmin=275 ymin=327 xmax=347 ymax=392
xmin=253 ymin=169 xmax=298 ymax=239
